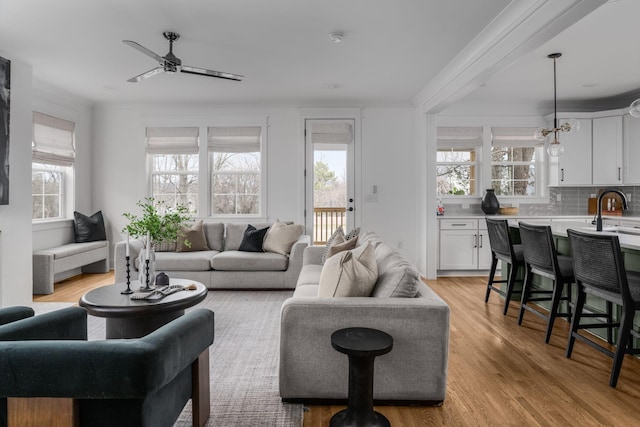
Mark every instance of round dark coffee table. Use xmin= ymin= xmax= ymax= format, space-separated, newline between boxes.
xmin=79 ymin=279 xmax=207 ymax=339
xmin=330 ymin=327 xmax=393 ymax=427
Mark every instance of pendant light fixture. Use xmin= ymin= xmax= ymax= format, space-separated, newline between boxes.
xmin=534 ymin=53 xmax=580 ymax=157
xmin=629 ymin=98 xmax=640 ymax=118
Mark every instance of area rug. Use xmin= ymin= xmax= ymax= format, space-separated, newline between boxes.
xmin=86 ymin=290 xmax=304 ymax=427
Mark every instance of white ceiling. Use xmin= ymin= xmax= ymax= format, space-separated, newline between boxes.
xmin=1 ymin=0 xmax=637 ymax=111
xmin=0 ymin=0 xmax=509 ymax=106
xmin=457 ymin=0 xmax=640 ymax=115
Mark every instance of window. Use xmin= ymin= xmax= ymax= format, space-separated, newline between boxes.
xmin=491 ymin=127 xmax=542 ymax=197
xmin=436 ymin=127 xmax=482 ymax=196
xmin=208 ymin=126 xmax=262 ymax=216
xmin=32 ymin=112 xmax=75 ymax=220
xmin=146 ymin=127 xmax=199 ymax=213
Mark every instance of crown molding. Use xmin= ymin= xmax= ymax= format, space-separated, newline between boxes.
xmin=413 ymin=0 xmax=607 ymax=114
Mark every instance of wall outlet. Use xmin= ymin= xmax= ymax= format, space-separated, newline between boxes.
xmin=556 ymin=194 xmax=562 ymax=201
xmin=365 ymin=194 xmax=378 ymax=202
xmin=462 ymin=203 xmax=469 ymax=209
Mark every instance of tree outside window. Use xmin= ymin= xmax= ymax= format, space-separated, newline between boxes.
xmin=32 ymin=163 xmax=63 ymax=219
xmin=211 ymin=151 xmax=260 ymax=215
xmin=151 ymin=154 xmax=198 ymax=213
xmin=436 ymin=148 xmax=477 ymax=196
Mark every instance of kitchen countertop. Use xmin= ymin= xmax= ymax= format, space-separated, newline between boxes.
xmin=510 ymin=219 xmax=640 ymax=251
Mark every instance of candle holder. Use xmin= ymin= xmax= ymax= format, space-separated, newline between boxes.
xmin=140 ymin=259 xmax=154 ymax=292
xmin=121 ymin=255 xmax=133 ymax=294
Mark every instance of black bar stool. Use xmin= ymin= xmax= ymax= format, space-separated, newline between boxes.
xmin=566 ymin=229 xmax=640 ymax=387
xmin=517 ymin=222 xmax=573 ymax=343
xmin=485 ymin=218 xmax=525 ymax=315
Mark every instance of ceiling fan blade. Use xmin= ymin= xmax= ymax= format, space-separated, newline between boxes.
xmin=127 ymin=67 xmax=164 ymax=83
xmin=123 ymin=40 xmax=164 ymax=64
xmin=181 ymin=65 xmax=244 ymax=81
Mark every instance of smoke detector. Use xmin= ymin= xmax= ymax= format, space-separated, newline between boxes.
xmin=329 ymin=32 xmax=344 ymax=43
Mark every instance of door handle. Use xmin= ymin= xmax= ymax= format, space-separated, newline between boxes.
xmin=619 ymin=167 xmax=622 ymax=181
xmin=473 ymin=234 xmax=478 ymax=248
xmin=561 ymin=168 xmax=565 ymax=182
xmin=479 ymin=234 xmax=483 ymax=248
xmin=348 ymin=207 xmax=354 ymax=212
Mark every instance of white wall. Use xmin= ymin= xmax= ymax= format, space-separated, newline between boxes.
xmin=0 ymin=55 xmax=34 ymax=307
xmin=92 ymin=104 xmax=420 ymax=268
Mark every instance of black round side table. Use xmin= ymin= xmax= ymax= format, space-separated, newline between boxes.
xmin=330 ymin=327 xmax=393 ymax=427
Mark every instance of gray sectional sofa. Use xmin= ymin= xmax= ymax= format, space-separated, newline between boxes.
xmin=114 ymin=222 xmax=310 ymax=289
xmin=279 ymin=231 xmax=450 ymax=404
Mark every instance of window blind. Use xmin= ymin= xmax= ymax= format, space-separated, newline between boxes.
xmin=437 ymin=127 xmax=483 ymax=149
xmin=207 ymin=126 xmax=261 ymax=153
xmin=491 ymin=127 xmax=542 ymax=147
xmin=146 ymin=127 xmax=199 ymax=154
xmin=32 ymin=112 xmax=76 ymax=167
xmin=309 ymin=123 xmax=353 ymax=145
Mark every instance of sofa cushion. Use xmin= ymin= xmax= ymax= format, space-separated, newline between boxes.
xmin=225 ymin=223 xmax=271 ymax=251
xmin=292 ymin=284 xmax=319 ymax=297
xmin=238 ymin=225 xmax=270 ymax=252
xmin=203 ymin=223 xmax=225 ymax=251
xmin=318 ymin=242 xmax=378 ymax=297
xmin=211 ymin=251 xmax=288 ymax=271
xmin=152 ymin=250 xmax=219 ymax=271
xmin=74 ymin=211 xmax=107 ymax=243
xmin=322 ymin=226 xmax=344 ymax=264
xmin=357 ymin=231 xmax=384 ymax=249
xmin=371 ymin=243 xmax=420 ymax=298
xmin=176 ymin=220 xmax=210 ymax=252
xmin=326 ymin=234 xmax=358 ymax=259
xmin=263 ymin=220 xmax=305 ymax=256
xmin=296 ymin=264 xmax=323 ymax=287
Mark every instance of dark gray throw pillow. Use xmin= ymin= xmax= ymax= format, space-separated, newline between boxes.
xmin=238 ymin=225 xmax=270 ymax=252
xmin=74 ymin=211 xmax=107 ymax=243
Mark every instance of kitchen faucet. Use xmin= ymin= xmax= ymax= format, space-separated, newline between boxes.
xmin=596 ymin=189 xmax=628 ymax=231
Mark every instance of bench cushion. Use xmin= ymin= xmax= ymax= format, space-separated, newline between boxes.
xmin=211 ymin=251 xmax=288 ymax=271
xmin=39 ymin=241 xmax=108 ymax=260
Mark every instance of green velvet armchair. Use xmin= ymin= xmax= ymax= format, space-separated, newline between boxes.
xmin=0 ymin=306 xmax=214 ymax=427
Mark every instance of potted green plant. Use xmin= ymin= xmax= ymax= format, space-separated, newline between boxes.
xmin=122 ymin=197 xmax=192 ymax=287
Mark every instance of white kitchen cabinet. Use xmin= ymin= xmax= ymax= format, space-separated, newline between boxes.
xmin=592 ymin=116 xmax=623 ymax=185
xmin=439 ymin=219 xmax=491 ymax=270
xmin=548 ymin=118 xmax=592 ymax=186
xmin=623 ymin=114 xmax=640 ymax=184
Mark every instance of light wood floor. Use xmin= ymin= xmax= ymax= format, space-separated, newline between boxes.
xmin=35 ymin=274 xmax=640 ymax=426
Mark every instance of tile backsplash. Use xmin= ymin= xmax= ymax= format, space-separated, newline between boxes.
xmin=442 ymin=186 xmax=640 ymax=217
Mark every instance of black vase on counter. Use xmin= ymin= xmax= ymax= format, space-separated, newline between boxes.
xmin=481 ymin=189 xmax=500 ymax=214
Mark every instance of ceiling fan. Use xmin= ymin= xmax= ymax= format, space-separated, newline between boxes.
xmin=123 ymin=31 xmax=244 ymax=83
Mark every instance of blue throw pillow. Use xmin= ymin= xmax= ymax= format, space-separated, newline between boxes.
xmin=238 ymin=225 xmax=270 ymax=252
xmin=74 ymin=211 xmax=107 ymax=243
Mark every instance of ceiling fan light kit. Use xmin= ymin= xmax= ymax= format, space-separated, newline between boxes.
xmin=533 ymin=53 xmax=579 ymax=157
xmin=123 ymin=31 xmax=244 ymax=83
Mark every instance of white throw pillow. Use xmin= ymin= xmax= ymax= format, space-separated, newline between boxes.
xmin=318 ymin=242 xmax=378 ymax=297
xmin=263 ymin=219 xmax=305 ymax=256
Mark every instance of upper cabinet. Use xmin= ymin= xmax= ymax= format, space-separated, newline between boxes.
xmin=624 ymin=114 xmax=640 ymax=185
xmin=593 ymin=116 xmax=623 ymax=185
xmin=548 ymin=110 xmax=631 ymax=187
xmin=548 ymin=117 xmax=592 ymax=186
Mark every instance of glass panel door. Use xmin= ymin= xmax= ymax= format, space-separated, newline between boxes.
xmin=305 ymin=119 xmax=355 ymax=244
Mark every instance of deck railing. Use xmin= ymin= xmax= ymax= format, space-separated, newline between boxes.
xmin=313 ymin=207 xmax=346 ymax=244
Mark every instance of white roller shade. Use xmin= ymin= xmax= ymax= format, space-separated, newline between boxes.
xmin=32 ymin=112 xmax=76 ymax=166
xmin=208 ymin=126 xmax=261 ymax=153
xmin=310 ymin=123 xmax=352 ymax=144
xmin=437 ymin=127 xmax=483 ymax=148
xmin=146 ymin=127 xmax=199 ymax=154
xmin=491 ymin=127 xmax=541 ymax=147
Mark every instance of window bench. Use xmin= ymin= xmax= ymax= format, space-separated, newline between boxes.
xmin=33 ymin=241 xmax=109 ymax=295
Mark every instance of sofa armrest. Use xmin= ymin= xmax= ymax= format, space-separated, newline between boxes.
xmin=114 ymin=239 xmax=144 ymax=283
xmin=302 ymin=245 xmax=325 ymax=266
xmin=0 ymin=308 xmax=214 ymax=399
xmin=279 ymin=284 xmax=450 ymax=401
xmin=0 ymin=307 xmax=87 ymax=341
xmin=283 ymin=235 xmax=311 ymax=287
xmin=0 ymin=306 xmax=34 ymax=326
